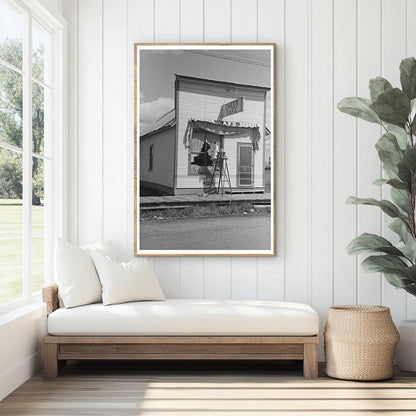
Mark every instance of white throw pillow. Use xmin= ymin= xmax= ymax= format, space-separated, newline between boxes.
xmin=55 ymin=239 xmax=114 ymax=308
xmin=81 ymin=240 xmax=115 ymax=259
xmin=90 ymin=253 xmax=165 ymax=306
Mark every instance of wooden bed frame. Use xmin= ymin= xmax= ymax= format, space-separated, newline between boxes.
xmin=42 ymin=285 xmax=319 ymax=379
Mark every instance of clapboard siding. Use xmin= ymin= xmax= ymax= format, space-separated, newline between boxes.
xmin=61 ymin=0 xmax=416 ymax=359
xmin=176 ymin=82 xmax=266 ymax=190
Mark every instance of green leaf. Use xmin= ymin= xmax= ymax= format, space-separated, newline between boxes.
xmin=404 ymin=283 xmax=416 ymax=296
xmin=337 ymin=97 xmax=382 ymax=125
xmin=370 ymin=88 xmax=410 ymax=128
xmin=389 ymin=217 xmax=409 ymax=241
xmin=347 ymin=233 xmax=403 ymax=256
xmin=394 ymin=130 xmax=410 ymax=150
xmin=403 ymin=146 xmax=416 ymax=172
xmin=373 ymin=178 xmax=388 ymax=186
xmin=398 ymin=161 xmax=412 ymax=185
xmin=375 ymin=132 xmax=404 ymax=173
xmin=402 ymin=265 xmax=416 ymax=282
xmin=383 ymin=272 xmax=412 ymax=288
xmin=361 ymin=255 xmax=415 ymax=288
xmin=410 ymin=98 xmax=416 ymax=126
xmin=412 ymin=114 xmax=416 ymax=133
xmin=369 ymin=77 xmax=393 ymax=102
xmin=387 ymin=178 xmax=410 ymax=191
xmin=397 ymin=240 xmax=416 ymax=263
xmin=346 ymin=196 xmax=406 ymax=219
xmin=411 ymin=99 xmax=416 ymax=132
xmin=373 ymin=178 xmax=410 ymax=191
xmin=391 ymin=187 xmax=409 ymax=213
xmin=400 ymin=57 xmax=416 ymax=100
xmin=362 ymin=254 xmax=408 ymax=272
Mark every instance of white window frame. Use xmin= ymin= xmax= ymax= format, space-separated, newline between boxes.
xmin=0 ymin=0 xmax=67 ymax=315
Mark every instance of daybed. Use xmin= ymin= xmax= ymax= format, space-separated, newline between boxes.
xmin=42 ymin=284 xmax=320 ymax=379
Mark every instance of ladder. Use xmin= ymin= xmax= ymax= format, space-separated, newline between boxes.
xmin=207 ymin=151 xmax=232 ymax=195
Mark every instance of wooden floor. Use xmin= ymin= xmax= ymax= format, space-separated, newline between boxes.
xmin=1 ymin=360 xmax=416 ymax=415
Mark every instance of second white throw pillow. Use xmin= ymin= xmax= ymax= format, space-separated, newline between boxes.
xmin=91 ymin=253 xmax=165 ymax=306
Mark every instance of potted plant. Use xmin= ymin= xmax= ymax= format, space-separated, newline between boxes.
xmin=338 ymin=57 xmax=416 ymax=372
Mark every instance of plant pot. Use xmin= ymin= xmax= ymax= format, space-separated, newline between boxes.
xmin=395 ymin=320 xmax=416 ymax=372
xmin=324 ymin=305 xmax=400 ymax=381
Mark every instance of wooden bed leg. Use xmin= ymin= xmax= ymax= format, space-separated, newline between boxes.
xmin=44 ymin=343 xmax=59 ymax=379
xmin=303 ymin=343 xmax=318 ymax=379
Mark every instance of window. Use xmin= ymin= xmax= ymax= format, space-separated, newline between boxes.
xmin=148 ymin=144 xmax=154 ymax=171
xmin=0 ymin=0 xmax=65 ymax=311
xmin=188 ymin=132 xmax=218 ymax=175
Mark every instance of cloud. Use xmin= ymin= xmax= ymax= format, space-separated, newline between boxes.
xmin=140 ymin=96 xmax=174 ymax=132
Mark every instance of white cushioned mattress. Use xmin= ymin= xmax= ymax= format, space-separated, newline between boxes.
xmin=47 ymin=299 xmax=319 ymax=336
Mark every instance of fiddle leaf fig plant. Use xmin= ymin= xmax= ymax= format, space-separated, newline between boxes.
xmin=338 ymin=57 xmax=416 ymax=297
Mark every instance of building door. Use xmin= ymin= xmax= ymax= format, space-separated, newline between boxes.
xmin=237 ymin=143 xmax=254 ymax=187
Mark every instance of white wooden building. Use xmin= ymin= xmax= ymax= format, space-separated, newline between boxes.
xmin=140 ymin=75 xmax=270 ymax=195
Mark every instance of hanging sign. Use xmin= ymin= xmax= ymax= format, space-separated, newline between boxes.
xmin=220 ymin=97 xmax=244 ymax=119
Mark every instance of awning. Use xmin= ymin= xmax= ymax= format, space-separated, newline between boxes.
xmin=184 ymin=119 xmax=261 ymax=151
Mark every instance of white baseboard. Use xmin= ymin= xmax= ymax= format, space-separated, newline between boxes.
xmin=0 ymin=350 xmax=42 ymax=401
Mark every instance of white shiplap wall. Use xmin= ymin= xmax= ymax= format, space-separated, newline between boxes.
xmin=61 ymin=0 xmax=416 ymax=356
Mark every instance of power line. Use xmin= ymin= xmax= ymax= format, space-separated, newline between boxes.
xmin=184 ymin=50 xmax=270 ymax=68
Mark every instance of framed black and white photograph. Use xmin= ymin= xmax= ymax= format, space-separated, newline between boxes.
xmin=134 ymin=44 xmax=275 ymax=256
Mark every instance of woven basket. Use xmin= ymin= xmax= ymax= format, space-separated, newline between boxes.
xmin=324 ymin=305 xmax=399 ymax=381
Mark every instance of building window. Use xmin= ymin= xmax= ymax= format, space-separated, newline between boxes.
xmin=188 ymin=132 xmax=218 ymax=175
xmin=148 ymin=145 xmax=154 ymax=171
xmin=0 ymin=0 xmax=64 ymax=311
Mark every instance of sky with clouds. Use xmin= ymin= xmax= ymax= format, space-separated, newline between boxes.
xmin=139 ymin=48 xmax=272 ymax=134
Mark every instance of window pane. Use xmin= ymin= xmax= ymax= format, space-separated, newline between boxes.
xmin=32 ymin=156 xmax=43 ymax=293
xmin=32 ymin=20 xmax=51 ymax=85
xmin=32 ymin=81 xmax=46 ymax=155
xmin=0 ymin=0 xmax=24 ymax=70
xmin=0 ymin=147 xmax=23 ymax=305
xmin=0 ymin=65 xmax=23 ymax=148
xmin=239 ymin=147 xmax=252 ymax=166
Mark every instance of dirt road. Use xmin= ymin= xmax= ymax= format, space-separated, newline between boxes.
xmin=139 ymin=213 xmax=271 ymax=250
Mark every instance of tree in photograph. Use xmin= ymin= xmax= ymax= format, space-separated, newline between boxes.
xmin=338 ymin=57 xmax=416 ymax=297
xmin=0 ymin=38 xmax=44 ymax=204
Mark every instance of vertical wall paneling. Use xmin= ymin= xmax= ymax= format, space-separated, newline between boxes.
xmin=333 ymin=0 xmax=357 ymax=305
xmin=61 ymin=0 xmax=77 ymax=245
xmin=61 ymin=0 xmax=416 ymax=354
xmin=178 ymin=0 xmax=205 ymax=297
xmin=180 ymin=258 xmax=204 ymax=298
xmin=381 ymin=0 xmax=407 ymax=322
xmin=202 ymin=0 xmax=232 ymax=298
xmin=154 ymin=258 xmax=181 ymax=298
xmin=127 ymin=0 xmax=154 ymax=260
xmin=102 ymin=0 xmax=128 ymax=260
xmin=204 ymin=257 xmax=231 ymax=299
xmin=231 ymin=257 xmax=258 ymax=299
xmin=257 ymin=0 xmax=285 ymax=301
xmin=76 ymin=0 xmax=103 ymax=245
xmin=228 ymin=0 xmax=258 ymax=299
xmin=154 ymin=0 xmax=180 ymax=42
xmin=152 ymin=0 xmax=182 ymax=296
xmin=180 ymin=0 xmax=204 ymax=43
xmin=284 ymin=0 xmax=309 ymax=303
xmin=310 ymin=0 xmax=333 ymax=357
xmin=230 ymin=0 xmax=257 ymax=42
xmin=356 ymin=0 xmax=382 ymax=305
xmin=203 ymin=0 xmax=231 ymax=42
xmin=406 ymin=0 xmax=416 ymax=319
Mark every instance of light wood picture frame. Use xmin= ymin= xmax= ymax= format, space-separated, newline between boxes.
xmin=134 ymin=44 xmax=276 ymax=256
